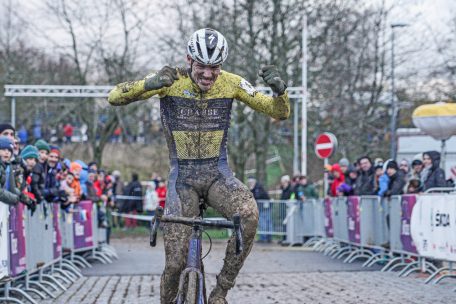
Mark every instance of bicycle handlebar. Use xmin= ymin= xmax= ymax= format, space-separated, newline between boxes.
xmin=150 ymin=206 xmax=244 ymax=255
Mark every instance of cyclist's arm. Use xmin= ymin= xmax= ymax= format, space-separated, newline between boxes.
xmin=108 ymin=76 xmax=168 ymax=106
xmin=233 ymin=76 xmax=290 ymax=120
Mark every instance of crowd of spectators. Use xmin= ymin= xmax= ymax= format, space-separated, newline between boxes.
xmin=0 ymin=123 xmax=169 ymax=243
xmin=326 ymin=152 xmax=451 ymax=197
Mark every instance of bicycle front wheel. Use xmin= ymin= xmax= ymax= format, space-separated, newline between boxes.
xmin=185 ymin=272 xmax=198 ymax=304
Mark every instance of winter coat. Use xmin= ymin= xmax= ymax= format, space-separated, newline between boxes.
xmin=294 ymin=183 xmax=318 ymax=200
xmin=422 ymin=151 xmax=447 ymax=191
xmin=0 ymin=161 xmax=19 ymax=205
xmin=251 ymin=183 xmax=270 ymax=201
xmin=144 ymin=187 xmax=159 ymax=211
xmin=280 ymin=184 xmax=294 ymax=200
xmin=330 ymin=164 xmax=345 ymax=197
xmin=156 ymin=185 xmax=167 ymax=209
xmin=123 ymin=180 xmax=143 ymax=213
xmin=386 ymin=170 xmax=406 ymax=196
xmin=355 ymin=167 xmax=376 ymax=195
xmin=31 ymin=161 xmax=46 ymax=202
xmin=377 ymin=174 xmax=390 ymax=197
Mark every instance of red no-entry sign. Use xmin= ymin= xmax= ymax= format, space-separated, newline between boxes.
xmin=315 ymin=132 xmax=338 ymax=159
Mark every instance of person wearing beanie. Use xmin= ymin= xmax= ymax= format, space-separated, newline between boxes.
xmin=330 ymin=164 xmax=345 ymax=197
xmin=21 ymin=145 xmax=39 ymax=170
xmin=35 ymin=139 xmax=50 ymax=164
xmin=18 ymin=145 xmax=40 ymax=213
xmin=338 ymin=158 xmax=350 ymax=176
xmin=43 ymin=145 xmax=65 ymax=203
xmin=385 ymin=160 xmax=406 ymax=196
xmin=0 ymin=136 xmax=14 ymax=162
xmin=0 ymin=136 xmax=34 ymax=208
xmin=0 ymin=123 xmax=15 ymax=141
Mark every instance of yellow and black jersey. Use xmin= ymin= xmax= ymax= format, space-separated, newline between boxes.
xmin=108 ymin=68 xmax=290 ymax=163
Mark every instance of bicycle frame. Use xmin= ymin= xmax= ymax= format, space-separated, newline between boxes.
xmin=150 ymin=206 xmax=243 ymax=304
xmin=176 ymin=224 xmax=205 ymax=304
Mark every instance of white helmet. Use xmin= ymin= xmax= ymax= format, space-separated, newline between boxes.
xmin=187 ymin=28 xmax=228 ymax=65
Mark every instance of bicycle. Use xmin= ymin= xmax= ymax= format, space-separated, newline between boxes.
xmin=150 ymin=206 xmax=244 ymax=304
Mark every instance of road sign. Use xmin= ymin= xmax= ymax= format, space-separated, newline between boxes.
xmin=315 ymin=132 xmax=337 ymax=159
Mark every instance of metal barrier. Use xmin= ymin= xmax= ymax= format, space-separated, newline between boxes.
xmin=256 ymin=200 xmax=287 ymax=243
xmin=0 ymin=200 xmax=118 ymax=303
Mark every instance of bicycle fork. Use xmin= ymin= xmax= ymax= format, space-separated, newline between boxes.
xmin=176 ymin=225 xmax=205 ymax=304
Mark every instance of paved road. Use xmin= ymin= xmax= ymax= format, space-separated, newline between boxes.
xmin=42 ymin=238 xmax=456 ymax=304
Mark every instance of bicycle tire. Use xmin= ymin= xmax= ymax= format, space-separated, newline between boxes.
xmin=185 ymin=272 xmax=198 ymax=304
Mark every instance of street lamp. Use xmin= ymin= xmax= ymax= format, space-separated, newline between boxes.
xmin=390 ymin=22 xmax=409 ymax=160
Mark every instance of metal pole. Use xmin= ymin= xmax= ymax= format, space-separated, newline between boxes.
xmin=11 ymin=97 xmax=16 ymax=127
xmin=324 ymin=158 xmax=329 ymax=197
xmin=390 ymin=23 xmax=408 ymax=160
xmin=441 ymin=139 xmax=446 ymax=170
xmin=301 ymin=14 xmax=308 ymax=176
xmin=390 ymin=27 xmax=396 ymax=160
xmin=293 ymin=99 xmax=299 ymax=175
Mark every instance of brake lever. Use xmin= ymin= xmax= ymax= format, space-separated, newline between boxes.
xmin=232 ymin=214 xmax=244 ymax=255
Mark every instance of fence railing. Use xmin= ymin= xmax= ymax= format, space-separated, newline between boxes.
xmin=0 ymin=200 xmax=118 ymax=303
xmin=265 ymin=193 xmax=456 ymax=288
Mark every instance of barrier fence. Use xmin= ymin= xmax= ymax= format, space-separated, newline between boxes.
xmin=268 ymin=193 xmax=456 ymax=290
xmin=0 ymin=200 xmax=118 ymax=303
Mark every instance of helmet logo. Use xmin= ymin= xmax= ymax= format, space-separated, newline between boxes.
xmin=208 ymin=34 xmax=215 ymax=46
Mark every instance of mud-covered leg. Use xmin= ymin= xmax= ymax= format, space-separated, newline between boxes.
xmin=207 ymin=176 xmax=259 ymax=303
xmin=160 ymin=182 xmax=200 ymax=303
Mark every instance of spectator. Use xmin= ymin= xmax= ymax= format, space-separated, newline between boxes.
xmin=373 ymin=163 xmax=384 ymax=194
xmin=406 ymin=178 xmax=422 ymax=194
xmin=280 ymin=175 xmax=293 ymax=200
xmin=18 ymin=125 xmax=28 ymax=144
xmin=156 ymin=178 xmax=167 ymax=209
xmin=421 ymin=151 xmax=447 ymax=191
xmin=63 ymin=123 xmax=74 ymax=143
xmin=411 ymin=158 xmax=423 ymax=180
xmin=338 ymin=158 xmax=350 ymax=178
xmin=247 ymin=177 xmax=271 ymax=243
xmin=345 ymin=165 xmax=358 ymax=188
xmin=377 ymin=160 xmax=390 ymax=197
xmin=70 ymin=162 xmax=83 ymax=200
xmin=329 ymin=164 xmax=345 ymax=197
xmin=384 ymin=160 xmax=406 ymax=196
xmin=33 ymin=124 xmax=42 ymax=141
xmin=84 ymin=169 xmax=100 ymax=202
xmin=0 ymin=136 xmax=22 ymax=206
xmin=399 ymin=159 xmax=410 ymax=175
xmin=294 ymin=175 xmax=318 ymax=200
xmin=122 ymin=172 xmax=143 ymax=229
xmin=144 ymin=182 xmax=159 ymax=216
xmin=355 ymin=156 xmax=376 ymax=195
xmin=0 ymin=124 xmax=15 ymax=141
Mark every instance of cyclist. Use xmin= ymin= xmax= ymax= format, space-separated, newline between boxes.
xmin=108 ymin=28 xmax=290 ymax=303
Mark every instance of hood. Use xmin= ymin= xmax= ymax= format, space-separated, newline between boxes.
xmin=423 ymin=150 xmax=440 ymax=170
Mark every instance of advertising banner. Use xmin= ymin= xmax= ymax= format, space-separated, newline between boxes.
xmin=0 ymin=203 xmax=10 ymax=279
xmin=400 ymin=195 xmax=418 ymax=254
xmin=324 ymin=198 xmax=334 ymax=237
xmin=52 ymin=204 xmax=62 ymax=259
xmin=9 ymin=203 xmax=27 ymax=276
xmin=411 ymin=194 xmax=456 ymax=261
xmin=73 ymin=201 xmax=93 ymax=249
xmin=347 ymin=196 xmax=361 ymax=244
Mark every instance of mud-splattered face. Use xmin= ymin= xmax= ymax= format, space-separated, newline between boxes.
xmin=187 ymin=55 xmax=221 ymax=92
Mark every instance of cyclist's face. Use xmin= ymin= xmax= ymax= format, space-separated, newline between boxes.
xmin=187 ymin=56 xmax=221 ymax=91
